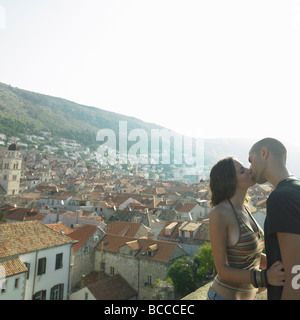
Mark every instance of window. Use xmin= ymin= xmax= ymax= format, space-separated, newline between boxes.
xmin=55 ymin=253 xmax=63 ymax=270
xmin=14 ymin=278 xmax=19 ymax=288
xmin=50 ymin=284 xmax=64 ymax=300
xmin=110 ymin=267 xmax=115 ymax=276
xmin=1 ymin=280 xmax=7 ymax=293
xmin=3 ymin=175 xmax=7 ymax=181
xmin=12 ymin=175 xmax=17 ymax=181
xmin=147 ymin=275 xmax=152 ymax=285
xmin=83 ymin=246 xmax=89 ymax=253
xmin=33 ymin=290 xmax=46 ymax=300
xmin=4 ymin=163 xmax=9 ymax=169
xmin=37 ymin=257 xmax=46 ymax=275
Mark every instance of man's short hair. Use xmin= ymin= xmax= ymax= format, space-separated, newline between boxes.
xmin=251 ymin=138 xmax=287 ymax=163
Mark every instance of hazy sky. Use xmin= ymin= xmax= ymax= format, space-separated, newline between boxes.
xmin=0 ymin=0 xmax=300 ymax=146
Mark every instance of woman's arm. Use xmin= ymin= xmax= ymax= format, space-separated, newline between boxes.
xmin=260 ymin=253 xmax=267 ymax=269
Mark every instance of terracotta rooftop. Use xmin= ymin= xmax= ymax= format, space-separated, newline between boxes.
xmin=46 ymin=222 xmax=73 ymax=235
xmin=158 ymin=221 xmax=183 ymax=239
xmin=20 ymin=192 xmax=41 ymax=200
xmin=179 ymin=221 xmax=200 ymax=232
xmin=0 ymin=205 xmax=44 ymax=222
xmin=126 ymin=240 xmax=141 ymax=251
xmin=68 ymin=224 xmax=101 ymax=253
xmin=141 ymin=187 xmax=166 ymax=195
xmin=98 ymin=234 xmax=182 ymax=263
xmin=158 ymin=220 xmax=210 ymax=242
xmin=176 ymin=203 xmax=198 ymax=213
xmin=0 ymin=258 xmax=28 ymax=277
xmin=0 ymin=221 xmax=75 ymax=258
xmin=106 ymin=221 xmax=145 ymax=238
xmin=112 ymin=194 xmax=138 ymax=206
xmin=87 ymin=274 xmax=137 ymax=300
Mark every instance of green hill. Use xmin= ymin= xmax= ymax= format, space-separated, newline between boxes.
xmin=0 ymin=82 xmax=164 ymax=151
xmin=1 ymin=82 xmax=299 ymax=177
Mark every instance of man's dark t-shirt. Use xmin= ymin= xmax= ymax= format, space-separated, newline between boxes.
xmin=264 ymin=178 xmax=300 ymax=300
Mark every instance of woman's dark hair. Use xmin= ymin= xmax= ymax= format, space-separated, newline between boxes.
xmin=209 ymin=157 xmax=237 ymax=208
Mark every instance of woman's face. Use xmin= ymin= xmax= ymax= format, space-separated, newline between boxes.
xmin=233 ymin=159 xmax=256 ymax=190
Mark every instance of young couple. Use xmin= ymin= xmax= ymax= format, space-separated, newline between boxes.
xmin=207 ymin=138 xmax=300 ymax=300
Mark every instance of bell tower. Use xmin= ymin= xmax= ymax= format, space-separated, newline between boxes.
xmin=1 ymin=143 xmax=22 ymax=195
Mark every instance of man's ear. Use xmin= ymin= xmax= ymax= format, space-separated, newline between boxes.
xmin=261 ymin=146 xmax=269 ymax=160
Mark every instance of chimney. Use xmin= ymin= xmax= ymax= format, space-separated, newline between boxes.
xmin=100 ymin=263 xmax=105 ymax=280
xmin=81 ymin=275 xmax=86 ymax=288
xmin=76 ymin=210 xmax=83 ymax=217
xmin=148 ymin=231 xmax=154 ymax=240
xmin=76 ymin=210 xmax=83 ymax=224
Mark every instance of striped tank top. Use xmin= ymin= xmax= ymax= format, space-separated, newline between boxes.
xmin=214 ymin=201 xmax=265 ymax=292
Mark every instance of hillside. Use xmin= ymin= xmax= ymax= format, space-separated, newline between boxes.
xmin=0 ymin=82 xmax=164 ymax=150
xmin=0 ymin=82 xmax=299 ymax=177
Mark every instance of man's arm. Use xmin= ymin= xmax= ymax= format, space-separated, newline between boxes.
xmin=277 ymin=232 xmax=300 ymax=300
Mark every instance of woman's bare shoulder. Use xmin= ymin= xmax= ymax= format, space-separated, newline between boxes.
xmin=209 ymin=202 xmax=232 ymax=222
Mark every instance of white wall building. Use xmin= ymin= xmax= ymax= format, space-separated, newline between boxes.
xmin=0 ymin=258 xmax=27 ymax=300
xmin=0 ymin=221 xmax=76 ymax=300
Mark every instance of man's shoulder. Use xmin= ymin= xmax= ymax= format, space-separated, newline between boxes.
xmin=268 ymin=178 xmax=300 ymax=202
xmin=278 ymin=178 xmax=300 ymax=191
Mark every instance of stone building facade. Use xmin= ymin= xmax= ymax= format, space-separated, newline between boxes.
xmin=0 ymin=143 xmax=22 ymax=195
xmin=68 ymin=225 xmax=106 ymax=290
xmin=95 ymin=234 xmax=187 ymax=300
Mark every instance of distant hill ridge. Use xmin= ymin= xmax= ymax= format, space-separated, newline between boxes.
xmin=0 ymin=82 xmax=166 ymax=150
xmin=1 ymin=82 xmax=300 ymax=177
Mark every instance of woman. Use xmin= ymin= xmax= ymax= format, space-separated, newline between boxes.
xmin=207 ymin=157 xmax=285 ymax=300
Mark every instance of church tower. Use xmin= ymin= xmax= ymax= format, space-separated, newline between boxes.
xmin=1 ymin=143 xmax=22 ymax=195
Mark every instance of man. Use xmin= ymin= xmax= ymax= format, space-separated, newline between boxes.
xmin=249 ymin=137 xmax=300 ymax=300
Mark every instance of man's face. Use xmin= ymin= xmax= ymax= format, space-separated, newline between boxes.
xmin=248 ymin=149 xmax=267 ymax=184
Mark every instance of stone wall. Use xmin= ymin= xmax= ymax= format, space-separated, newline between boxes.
xmin=71 ymin=228 xmax=105 ymax=289
xmin=94 ymin=249 xmax=171 ymax=300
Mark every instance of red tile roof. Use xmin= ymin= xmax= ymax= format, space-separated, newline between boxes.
xmin=87 ymin=274 xmax=137 ymax=300
xmin=106 ymin=221 xmax=143 ymax=237
xmin=176 ymin=203 xmax=198 ymax=213
xmin=67 ymin=224 xmax=98 ymax=253
xmin=97 ymin=234 xmax=182 ymax=263
xmin=0 ymin=258 xmax=28 ymax=277
xmin=46 ymin=223 xmax=73 ymax=235
xmin=158 ymin=221 xmax=183 ymax=239
xmin=0 ymin=221 xmax=75 ymax=258
xmin=141 ymin=187 xmax=166 ymax=195
xmin=0 ymin=205 xmax=44 ymax=221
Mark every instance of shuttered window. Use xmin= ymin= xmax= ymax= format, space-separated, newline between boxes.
xmin=37 ymin=257 xmax=46 ymax=275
